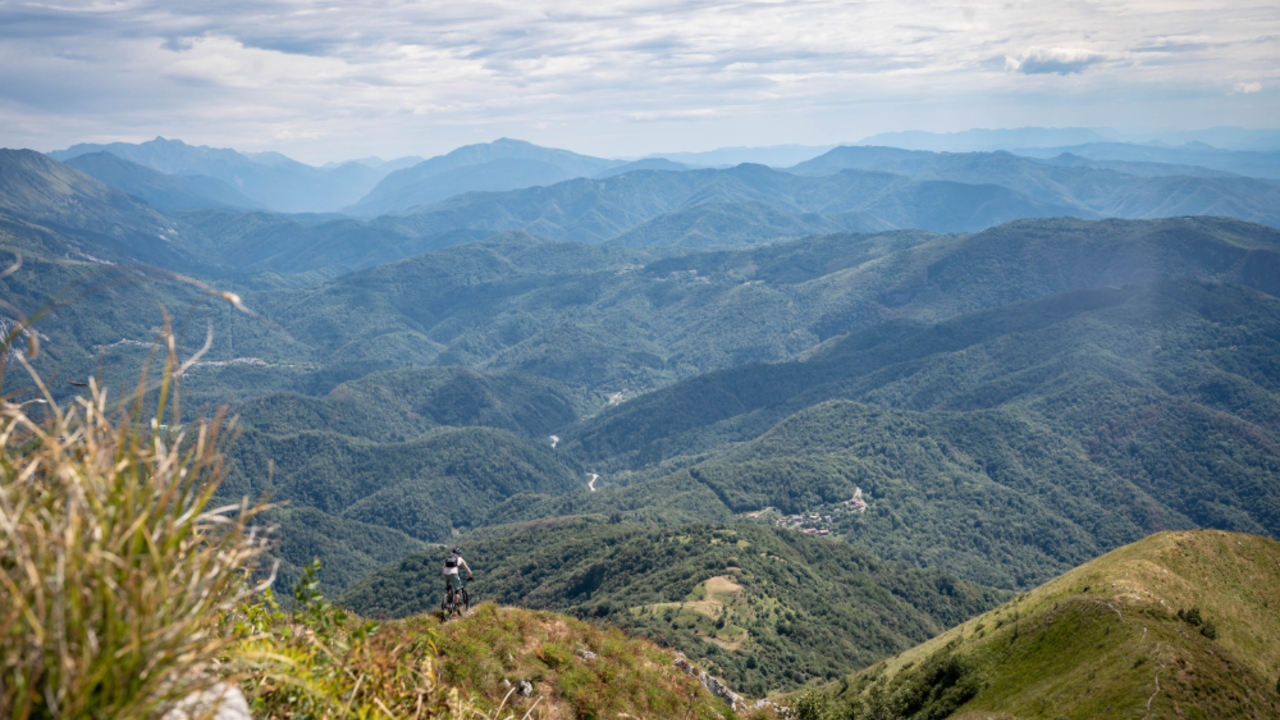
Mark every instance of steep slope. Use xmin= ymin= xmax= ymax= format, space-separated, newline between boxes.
xmin=346 ymin=138 xmax=622 ymax=216
xmin=811 ymin=530 xmax=1280 ymax=719
xmin=63 ymin=152 xmax=261 ymax=211
xmin=0 ymin=149 xmax=204 ymax=267
xmin=340 ymin=522 xmax=1008 ymax=694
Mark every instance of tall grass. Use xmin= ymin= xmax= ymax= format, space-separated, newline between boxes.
xmin=0 ymin=317 xmax=272 ymax=719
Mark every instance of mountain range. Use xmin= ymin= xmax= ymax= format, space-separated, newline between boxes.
xmin=1013 ymin=141 xmax=1280 ymax=179
xmin=5 ymin=128 xmax=1280 ymax=704
xmin=48 ymin=137 xmax=409 ymax=214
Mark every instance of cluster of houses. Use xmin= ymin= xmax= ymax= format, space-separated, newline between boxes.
xmin=773 ymin=513 xmax=835 ymax=536
xmin=744 ymin=490 xmax=870 ymax=538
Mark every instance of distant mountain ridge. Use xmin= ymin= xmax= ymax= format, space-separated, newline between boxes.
xmin=345 ymin=138 xmax=625 ymax=216
xmin=396 ymin=163 xmax=1088 ymax=242
xmin=1014 ymin=141 xmax=1280 ymax=179
xmin=63 ymin=152 xmax=262 ymax=211
xmin=47 ymin=137 xmax=404 ymax=213
xmin=786 ymin=145 xmax=1280 ymax=227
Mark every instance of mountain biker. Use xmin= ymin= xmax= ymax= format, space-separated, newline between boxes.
xmin=442 ymin=547 xmax=473 ymax=607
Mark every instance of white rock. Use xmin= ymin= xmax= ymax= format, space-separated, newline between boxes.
xmin=162 ymin=683 xmax=252 ymax=720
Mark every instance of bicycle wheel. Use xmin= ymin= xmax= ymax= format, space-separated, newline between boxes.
xmin=461 ymin=588 xmax=470 ymax=614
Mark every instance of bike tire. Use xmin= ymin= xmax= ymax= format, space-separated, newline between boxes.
xmin=461 ymin=588 xmax=470 ymax=614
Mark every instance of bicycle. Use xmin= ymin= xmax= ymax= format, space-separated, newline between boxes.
xmin=442 ymin=579 xmax=470 ymax=619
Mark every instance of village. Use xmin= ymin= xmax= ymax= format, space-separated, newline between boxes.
xmin=743 ymin=487 xmax=869 ymax=537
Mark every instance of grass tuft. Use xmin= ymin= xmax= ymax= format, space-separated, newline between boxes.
xmin=0 ymin=316 xmax=272 ymax=720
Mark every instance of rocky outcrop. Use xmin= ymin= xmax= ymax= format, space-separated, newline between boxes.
xmin=672 ymin=653 xmax=746 ymax=713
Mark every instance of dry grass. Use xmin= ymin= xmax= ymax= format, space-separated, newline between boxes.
xmin=0 ymin=316 xmax=272 ymax=720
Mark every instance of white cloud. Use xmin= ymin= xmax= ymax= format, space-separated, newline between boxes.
xmin=627 ymin=108 xmax=721 ymax=123
xmin=1231 ymin=81 xmax=1262 ymax=94
xmin=1005 ymin=47 xmax=1107 ymax=75
xmin=0 ymin=0 xmax=1277 ymax=160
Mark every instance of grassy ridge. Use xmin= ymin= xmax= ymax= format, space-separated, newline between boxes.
xmin=807 ymin=530 xmax=1280 ymax=719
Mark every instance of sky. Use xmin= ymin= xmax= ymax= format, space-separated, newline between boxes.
xmin=1 ymin=0 xmax=1277 ymax=164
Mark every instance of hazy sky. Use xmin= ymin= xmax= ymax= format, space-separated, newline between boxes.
xmin=1 ymin=0 xmax=1276 ymax=163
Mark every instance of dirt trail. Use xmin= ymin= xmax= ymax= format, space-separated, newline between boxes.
xmin=587 ymin=473 xmax=599 ymax=491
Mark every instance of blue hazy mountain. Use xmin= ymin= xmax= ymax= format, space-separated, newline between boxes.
xmin=48 ymin=137 xmax=391 ymax=213
xmin=63 ymin=152 xmax=263 ymax=211
xmin=1012 ymin=142 xmax=1280 ymax=179
xmin=345 ymin=138 xmax=625 ymax=217
xmin=642 ymin=144 xmax=837 ymax=168
xmin=594 ymin=158 xmax=694 ymax=178
xmin=787 ymin=146 xmax=1280 ymax=227
xmin=394 ymin=163 xmax=1085 ymax=243
xmin=603 ymin=201 xmax=892 ymax=248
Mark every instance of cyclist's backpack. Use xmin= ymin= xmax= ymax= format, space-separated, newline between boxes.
xmin=445 ymin=552 xmax=459 ymax=568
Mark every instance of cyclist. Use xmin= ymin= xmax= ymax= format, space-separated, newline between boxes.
xmin=442 ymin=547 xmax=473 ymax=612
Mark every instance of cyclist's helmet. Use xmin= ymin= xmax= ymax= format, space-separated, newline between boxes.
xmin=451 ymin=547 xmax=462 ymax=555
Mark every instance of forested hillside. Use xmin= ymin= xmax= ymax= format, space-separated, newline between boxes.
xmin=211 ymin=216 xmax=1280 ymax=401
xmin=504 ymin=281 xmax=1280 ymax=588
xmin=786 ymin=145 xmax=1280 ymax=228
xmin=340 ymin=522 xmax=1009 ymax=694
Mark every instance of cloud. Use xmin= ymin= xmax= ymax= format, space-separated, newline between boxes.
xmin=1 ymin=1 xmax=1278 ymax=160
xmin=627 ymin=109 xmax=721 ymax=123
xmin=1231 ymin=81 xmax=1262 ymax=94
xmin=1005 ymin=47 xmax=1107 ymax=75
